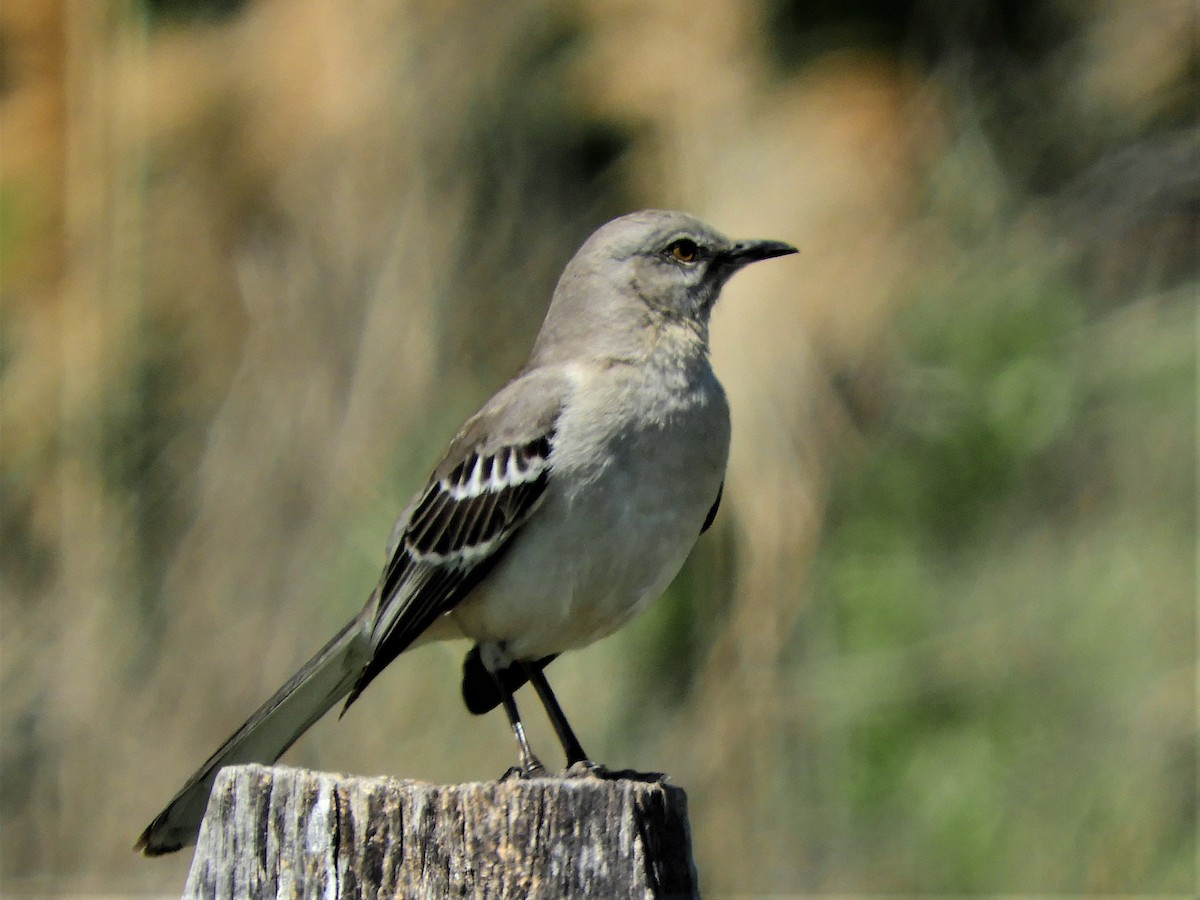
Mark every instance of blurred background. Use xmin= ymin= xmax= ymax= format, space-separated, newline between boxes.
xmin=0 ymin=0 xmax=1195 ymax=895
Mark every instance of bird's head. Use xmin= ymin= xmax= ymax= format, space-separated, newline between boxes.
xmin=577 ymin=209 xmax=797 ymax=322
xmin=533 ymin=209 xmax=796 ymax=365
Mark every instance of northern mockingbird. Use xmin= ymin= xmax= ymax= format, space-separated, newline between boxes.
xmin=136 ymin=209 xmax=796 ymax=855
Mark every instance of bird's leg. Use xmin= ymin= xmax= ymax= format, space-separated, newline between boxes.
xmin=522 ymin=662 xmax=606 ymax=775
xmin=492 ymin=669 xmax=547 ymax=779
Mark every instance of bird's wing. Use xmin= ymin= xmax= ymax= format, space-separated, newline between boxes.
xmin=342 ymin=368 xmax=566 ymax=709
xmin=700 ymin=480 xmax=723 ymax=534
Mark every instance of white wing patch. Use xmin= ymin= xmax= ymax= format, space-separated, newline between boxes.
xmin=442 ymin=445 xmax=545 ymax=502
xmin=354 ymin=432 xmax=554 ymax=695
xmin=403 ymin=435 xmax=552 ymax=567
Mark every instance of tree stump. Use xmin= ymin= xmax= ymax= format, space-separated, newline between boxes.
xmin=181 ymin=764 xmax=699 ymax=899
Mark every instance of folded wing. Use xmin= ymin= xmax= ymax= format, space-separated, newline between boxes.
xmin=343 ymin=431 xmax=554 ymax=709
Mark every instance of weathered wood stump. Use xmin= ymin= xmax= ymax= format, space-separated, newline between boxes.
xmin=182 ymin=764 xmax=699 ymax=899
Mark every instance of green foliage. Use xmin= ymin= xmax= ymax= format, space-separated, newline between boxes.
xmin=866 ymin=261 xmax=1082 ymax=546
xmin=0 ymin=181 xmax=28 ymax=282
xmin=807 ymin=239 xmax=1194 ymax=890
xmin=141 ymin=0 xmax=247 ymax=24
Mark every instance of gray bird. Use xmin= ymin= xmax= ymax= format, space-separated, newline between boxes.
xmin=136 ymin=209 xmax=796 ymax=856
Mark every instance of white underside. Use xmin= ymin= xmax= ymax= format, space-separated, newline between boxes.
xmin=449 ymin=354 xmax=730 ymax=659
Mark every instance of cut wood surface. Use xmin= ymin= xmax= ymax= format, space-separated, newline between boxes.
xmin=181 ymin=764 xmax=699 ymax=899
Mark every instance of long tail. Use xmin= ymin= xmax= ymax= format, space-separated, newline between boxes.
xmin=135 ymin=618 xmax=367 ymax=856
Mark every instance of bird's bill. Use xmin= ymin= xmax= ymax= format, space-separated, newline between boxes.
xmin=722 ymin=238 xmax=799 ymax=267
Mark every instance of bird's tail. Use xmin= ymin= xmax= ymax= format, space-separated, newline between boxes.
xmin=135 ymin=618 xmax=367 ymax=856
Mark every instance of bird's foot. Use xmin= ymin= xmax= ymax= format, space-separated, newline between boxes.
xmin=563 ymin=762 xmax=670 ymax=783
xmin=562 ymin=759 xmax=608 ymax=779
xmin=499 ymin=760 xmax=549 ymax=782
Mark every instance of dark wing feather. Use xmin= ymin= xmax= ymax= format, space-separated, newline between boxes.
xmin=341 ymin=427 xmax=554 ymax=710
xmin=700 ymin=480 xmax=723 ymax=534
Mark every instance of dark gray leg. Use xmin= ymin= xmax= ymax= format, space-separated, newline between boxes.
xmin=492 ymin=669 xmax=546 ymax=778
xmin=523 ymin=663 xmax=596 ymax=769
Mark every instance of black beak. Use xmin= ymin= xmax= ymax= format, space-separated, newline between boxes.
xmin=721 ymin=238 xmax=799 ymax=268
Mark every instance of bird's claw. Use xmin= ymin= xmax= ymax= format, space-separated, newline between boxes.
xmin=570 ymin=764 xmax=669 ymax=784
xmin=499 ymin=761 xmax=548 ymax=782
xmin=563 ymin=760 xmax=608 ymax=779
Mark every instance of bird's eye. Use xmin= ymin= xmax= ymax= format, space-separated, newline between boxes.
xmin=666 ymin=238 xmax=699 ymax=264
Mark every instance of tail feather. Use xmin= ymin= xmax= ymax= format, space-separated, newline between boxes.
xmin=135 ymin=618 xmax=367 ymax=856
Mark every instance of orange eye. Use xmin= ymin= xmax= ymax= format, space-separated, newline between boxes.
xmin=667 ymin=238 xmax=699 ymax=263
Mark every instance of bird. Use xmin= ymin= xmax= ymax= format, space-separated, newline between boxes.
xmin=135 ymin=209 xmax=796 ymax=856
